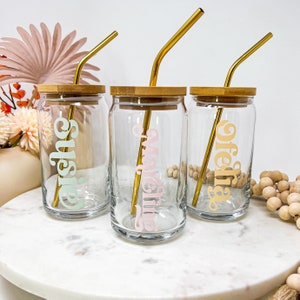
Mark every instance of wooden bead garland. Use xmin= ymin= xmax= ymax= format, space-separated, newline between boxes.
xmin=166 ymin=165 xmax=179 ymax=179
xmin=167 ymin=166 xmax=300 ymax=298
xmin=268 ymin=266 xmax=300 ymax=300
xmin=251 ymin=170 xmax=300 ymax=230
xmin=251 ymin=170 xmax=300 ymax=299
xmin=186 ymin=164 xmax=248 ymax=188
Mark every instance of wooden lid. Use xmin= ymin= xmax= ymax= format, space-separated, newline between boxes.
xmin=189 ymin=87 xmax=256 ymax=97
xmin=110 ymin=86 xmax=186 ymax=96
xmin=37 ymin=84 xmax=105 ymax=94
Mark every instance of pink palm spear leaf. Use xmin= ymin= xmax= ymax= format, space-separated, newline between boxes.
xmin=0 ymin=23 xmax=100 ymax=85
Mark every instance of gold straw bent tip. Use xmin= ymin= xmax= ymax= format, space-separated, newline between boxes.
xmin=193 ymin=8 xmax=205 ymax=19
xmin=263 ymin=32 xmax=273 ymax=42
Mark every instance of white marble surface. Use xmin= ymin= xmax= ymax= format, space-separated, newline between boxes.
xmin=0 ymin=188 xmax=299 ymax=300
xmin=0 ymin=276 xmax=43 ymax=300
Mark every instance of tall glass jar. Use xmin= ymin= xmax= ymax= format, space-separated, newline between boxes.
xmin=109 ymin=86 xmax=187 ymax=243
xmin=37 ymin=84 xmax=110 ymax=219
xmin=187 ymin=87 xmax=256 ymax=221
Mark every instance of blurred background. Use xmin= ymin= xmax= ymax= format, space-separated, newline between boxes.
xmin=0 ymin=0 xmax=299 ymax=180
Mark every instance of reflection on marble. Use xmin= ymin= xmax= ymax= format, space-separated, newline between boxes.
xmin=0 ymin=188 xmax=299 ymax=300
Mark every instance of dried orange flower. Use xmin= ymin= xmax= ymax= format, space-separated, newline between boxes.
xmin=0 ymin=111 xmax=9 ymax=145
xmin=8 ymin=107 xmax=39 ymax=153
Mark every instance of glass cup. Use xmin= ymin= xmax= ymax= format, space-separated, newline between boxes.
xmin=37 ymin=84 xmax=110 ymax=219
xmin=109 ymin=86 xmax=187 ymax=243
xmin=187 ymin=87 xmax=256 ymax=221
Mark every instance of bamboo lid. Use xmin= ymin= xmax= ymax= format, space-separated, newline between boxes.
xmin=110 ymin=86 xmax=186 ymax=110
xmin=110 ymin=86 xmax=186 ymax=96
xmin=190 ymin=87 xmax=256 ymax=97
xmin=190 ymin=87 xmax=256 ymax=106
xmin=37 ymin=84 xmax=105 ymax=94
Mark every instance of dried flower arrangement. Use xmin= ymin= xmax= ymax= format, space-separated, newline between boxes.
xmin=0 ymin=83 xmax=50 ymax=154
xmin=0 ymin=23 xmax=99 ymax=154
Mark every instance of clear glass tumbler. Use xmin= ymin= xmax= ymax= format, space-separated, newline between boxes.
xmin=187 ymin=87 xmax=256 ymax=221
xmin=109 ymin=86 xmax=187 ymax=243
xmin=37 ymin=84 xmax=110 ymax=219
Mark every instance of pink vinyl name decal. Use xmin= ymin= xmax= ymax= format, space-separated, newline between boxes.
xmin=132 ymin=125 xmax=164 ymax=232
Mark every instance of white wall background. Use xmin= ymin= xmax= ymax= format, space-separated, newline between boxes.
xmin=0 ymin=0 xmax=299 ymax=180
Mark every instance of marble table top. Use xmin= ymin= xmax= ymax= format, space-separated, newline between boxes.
xmin=0 ymin=188 xmax=299 ymax=300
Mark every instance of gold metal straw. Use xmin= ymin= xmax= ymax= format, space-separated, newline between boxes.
xmin=52 ymin=30 xmax=118 ymax=207
xmin=191 ymin=32 xmax=273 ymax=207
xmin=73 ymin=31 xmax=118 ymax=84
xmin=130 ymin=8 xmax=205 ymax=215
